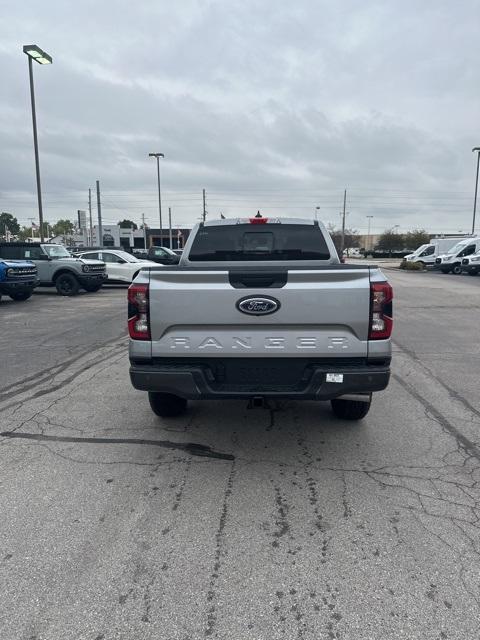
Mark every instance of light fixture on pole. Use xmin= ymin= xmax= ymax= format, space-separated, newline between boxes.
xmin=472 ymin=147 xmax=480 ymax=235
xmin=148 ymin=152 xmax=164 ymax=244
xmin=23 ymin=44 xmax=52 ymax=243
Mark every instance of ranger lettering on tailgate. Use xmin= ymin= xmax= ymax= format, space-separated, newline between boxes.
xmin=168 ymin=336 xmax=351 ymax=351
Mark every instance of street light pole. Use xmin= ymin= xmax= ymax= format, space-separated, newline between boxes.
xmin=23 ymin=45 xmax=52 ymax=243
xmin=149 ymin=153 xmax=164 ymax=245
xmin=341 ymin=189 xmax=347 ymax=253
xmin=472 ymin=147 xmax=480 ymax=235
xmin=314 ymin=206 xmax=320 ymax=221
xmin=366 ymin=215 xmax=373 ymax=250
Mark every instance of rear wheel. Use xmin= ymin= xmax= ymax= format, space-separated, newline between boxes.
xmin=55 ymin=273 xmax=80 ymax=296
xmin=452 ymin=263 xmax=463 ymax=275
xmin=83 ymin=283 xmax=102 ymax=292
xmin=9 ymin=290 xmax=32 ymax=301
xmin=148 ymin=392 xmax=188 ymax=417
xmin=331 ymin=395 xmax=372 ymax=421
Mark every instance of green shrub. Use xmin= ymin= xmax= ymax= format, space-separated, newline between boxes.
xmin=403 ymin=261 xmax=424 ymax=271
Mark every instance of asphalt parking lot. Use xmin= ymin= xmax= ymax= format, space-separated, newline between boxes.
xmin=1 ymin=271 xmax=480 ymax=640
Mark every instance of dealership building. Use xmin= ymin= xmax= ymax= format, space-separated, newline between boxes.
xmin=51 ymin=224 xmax=191 ymax=250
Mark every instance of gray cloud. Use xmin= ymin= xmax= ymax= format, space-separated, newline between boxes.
xmin=0 ymin=0 xmax=479 ymax=234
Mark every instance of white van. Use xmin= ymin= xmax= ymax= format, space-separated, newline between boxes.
xmin=435 ymin=237 xmax=479 ymax=274
xmin=404 ymin=238 xmax=462 ymax=268
xmin=403 ymin=244 xmax=432 ymax=265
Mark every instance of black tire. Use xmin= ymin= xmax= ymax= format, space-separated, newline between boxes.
xmin=331 ymin=396 xmax=372 ymax=421
xmin=468 ymin=269 xmax=478 ymax=276
xmin=452 ymin=263 xmax=463 ymax=275
xmin=55 ymin=273 xmax=80 ymax=296
xmin=83 ymin=283 xmax=102 ymax=292
xmin=9 ymin=290 xmax=32 ymax=301
xmin=148 ymin=392 xmax=188 ymax=417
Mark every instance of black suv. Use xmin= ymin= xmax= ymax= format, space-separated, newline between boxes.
xmin=147 ymin=246 xmax=180 ymax=265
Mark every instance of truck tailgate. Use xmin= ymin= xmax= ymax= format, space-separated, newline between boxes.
xmin=147 ymin=267 xmax=372 ymax=358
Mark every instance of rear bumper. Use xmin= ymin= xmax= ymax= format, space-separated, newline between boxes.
xmin=129 ymin=358 xmax=390 ymax=400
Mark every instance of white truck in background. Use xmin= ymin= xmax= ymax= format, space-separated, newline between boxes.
xmin=435 ymin=237 xmax=480 ymax=274
xmin=403 ymin=237 xmax=470 ymax=268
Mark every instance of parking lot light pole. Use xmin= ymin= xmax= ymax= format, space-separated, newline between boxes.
xmin=148 ymin=153 xmax=164 ymax=245
xmin=366 ymin=215 xmax=374 ymax=251
xmin=472 ymin=147 xmax=480 ymax=235
xmin=23 ymin=45 xmax=52 ymax=243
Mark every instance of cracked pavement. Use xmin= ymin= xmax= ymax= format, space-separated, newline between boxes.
xmin=0 ymin=274 xmax=480 ymax=640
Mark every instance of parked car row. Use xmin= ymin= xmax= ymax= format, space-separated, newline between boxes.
xmin=402 ymin=237 xmax=471 ymax=268
xmin=0 ymin=242 xmax=183 ymax=303
xmin=73 ymin=249 xmax=158 ymax=283
xmin=434 ymin=237 xmax=480 ymax=274
xmin=400 ymin=236 xmax=480 ymax=275
xmin=0 ymin=242 xmax=107 ymax=300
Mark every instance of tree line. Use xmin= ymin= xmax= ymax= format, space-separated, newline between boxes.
xmin=327 ymin=224 xmax=430 ymax=254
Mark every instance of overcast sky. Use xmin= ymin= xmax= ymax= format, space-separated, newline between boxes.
xmin=1 ymin=0 xmax=479 ymax=234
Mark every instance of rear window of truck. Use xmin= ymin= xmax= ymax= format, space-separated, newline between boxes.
xmin=188 ymin=224 xmax=331 ymax=261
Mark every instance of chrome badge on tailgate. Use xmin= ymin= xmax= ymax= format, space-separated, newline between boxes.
xmin=237 ymin=296 xmax=280 ymax=316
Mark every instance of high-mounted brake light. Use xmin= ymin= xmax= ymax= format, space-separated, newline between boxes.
xmin=128 ymin=283 xmax=150 ymax=340
xmin=249 ymin=217 xmax=269 ymax=224
xmin=369 ymin=282 xmax=393 ymax=340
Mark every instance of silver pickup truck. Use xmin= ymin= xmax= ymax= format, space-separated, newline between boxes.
xmin=128 ymin=218 xmax=392 ymax=420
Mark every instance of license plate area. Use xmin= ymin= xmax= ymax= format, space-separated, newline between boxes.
xmin=211 ymin=359 xmax=312 ymax=392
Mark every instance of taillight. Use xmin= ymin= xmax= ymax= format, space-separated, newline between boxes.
xmin=128 ymin=283 xmax=150 ymax=340
xmin=369 ymin=282 xmax=393 ymax=340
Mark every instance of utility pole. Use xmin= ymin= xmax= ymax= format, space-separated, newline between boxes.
xmin=88 ymin=188 xmax=93 ymax=246
xmin=168 ymin=207 xmax=173 ymax=249
xmin=472 ymin=147 xmax=480 ymax=235
xmin=340 ymin=189 xmax=347 ymax=252
xmin=156 ymin=158 xmax=163 ymax=242
xmin=141 ymin=213 xmax=147 ymax=249
xmin=148 ymin=153 xmax=164 ymax=244
xmin=96 ymin=180 xmax=103 ymax=248
xmin=202 ymin=189 xmax=207 ymax=222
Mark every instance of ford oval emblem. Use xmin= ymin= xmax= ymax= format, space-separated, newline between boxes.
xmin=237 ymin=296 xmax=280 ymax=316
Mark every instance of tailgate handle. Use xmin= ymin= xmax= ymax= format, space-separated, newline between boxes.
xmin=229 ymin=271 xmax=287 ymax=288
